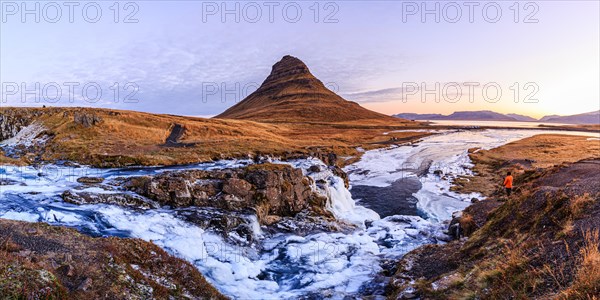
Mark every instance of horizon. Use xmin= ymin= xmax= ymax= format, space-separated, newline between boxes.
xmin=1 ymin=3 xmax=600 ymax=299
xmin=1 ymin=1 xmax=599 ymax=119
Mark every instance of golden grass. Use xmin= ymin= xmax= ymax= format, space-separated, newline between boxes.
xmin=454 ymin=134 xmax=600 ymax=195
xmin=570 ymin=193 xmax=596 ymax=218
xmin=459 ymin=213 xmax=476 ymax=236
xmin=1 ymin=107 xmax=428 ymax=167
xmin=560 ymin=230 xmax=600 ymax=299
xmin=0 ymin=219 xmax=226 ymax=299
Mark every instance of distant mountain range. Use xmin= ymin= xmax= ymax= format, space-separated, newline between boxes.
xmin=394 ymin=110 xmax=600 ymax=124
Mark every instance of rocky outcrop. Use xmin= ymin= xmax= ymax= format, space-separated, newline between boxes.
xmin=281 ymin=151 xmax=350 ymax=187
xmin=73 ymin=111 xmax=102 ymax=127
xmin=76 ymin=177 xmax=104 ymax=184
xmin=62 ymin=190 xmax=159 ymax=209
xmin=0 ymin=109 xmax=41 ymax=141
xmin=0 ymin=219 xmax=226 ymax=299
xmin=119 ymin=163 xmax=330 ymax=224
xmin=446 ymin=199 xmax=502 ymax=240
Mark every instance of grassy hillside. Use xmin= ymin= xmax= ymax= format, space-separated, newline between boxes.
xmin=0 ymin=219 xmax=226 ymax=299
xmin=452 ymin=134 xmax=600 ymax=197
xmin=0 ymin=107 xmax=423 ymax=167
xmin=389 ymin=135 xmax=600 ymax=299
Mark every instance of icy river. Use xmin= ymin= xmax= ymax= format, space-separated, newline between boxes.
xmin=1 ymin=129 xmax=598 ymax=299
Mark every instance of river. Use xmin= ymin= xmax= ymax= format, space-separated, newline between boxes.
xmin=0 ymin=129 xmax=598 ymax=299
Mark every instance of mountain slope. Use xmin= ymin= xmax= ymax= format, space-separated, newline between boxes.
xmin=395 ymin=111 xmax=518 ymax=121
xmin=216 ymin=56 xmax=405 ymax=124
xmin=506 ymin=113 xmax=537 ymax=122
xmin=539 ymin=114 xmax=561 ymax=121
xmin=541 ymin=110 xmax=600 ymax=124
xmin=445 ymin=111 xmax=516 ymax=121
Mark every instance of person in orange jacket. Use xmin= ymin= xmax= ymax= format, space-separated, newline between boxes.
xmin=503 ymin=172 xmax=514 ymax=196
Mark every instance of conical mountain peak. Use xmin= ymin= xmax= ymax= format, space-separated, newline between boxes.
xmin=259 ymin=55 xmax=319 ymax=91
xmin=216 ymin=56 xmax=402 ymax=124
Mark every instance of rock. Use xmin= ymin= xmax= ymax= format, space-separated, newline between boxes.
xmin=0 ymin=109 xmax=40 ymax=141
xmin=120 ymin=163 xmax=328 ymax=224
xmin=73 ymin=111 xmax=102 ymax=127
xmin=331 ymin=166 xmax=350 ymax=188
xmin=308 ymin=165 xmax=321 ymax=173
xmin=263 ymin=215 xmax=282 ymax=225
xmin=447 ymin=211 xmax=464 ymax=240
xmin=62 ymin=190 xmax=159 ymax=209
xmin=0 ymin=179 xmax=19 ymax=186
xmin=57 ymin=264 xmax=75 ymax=277
xmin=222 ymin=178 xmax=253 ymax=197
xmin=471 ymin=197 xmax=480 ymax=203
xmin=433 ymin=169 xmax=444 ymax=176
xmin=176 ymin=208 xmax=260 ymax=244
xmin=77 ymin=277 xmax=93 ymax=291
xmin=451 ymin=211 xmax=463 ymax=219
xmin=76 ymin=177 xmax=104 ymax=184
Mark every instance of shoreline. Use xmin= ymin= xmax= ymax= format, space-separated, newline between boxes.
xmin=388 ymin=134 xmax=600 ymax=299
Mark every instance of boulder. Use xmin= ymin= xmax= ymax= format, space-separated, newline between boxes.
xmin=73 ymin=112 xmax=102 ymax=127
xmin=120 ymin=163 xmax=329 ymax=224
xmin=76 ymin=177 xmax=104 ymax=184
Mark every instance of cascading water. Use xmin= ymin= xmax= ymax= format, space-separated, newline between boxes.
xmin=1 ymin=129 xmax=598 ymax=299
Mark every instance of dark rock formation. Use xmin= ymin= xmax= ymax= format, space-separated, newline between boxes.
xmin=76 ymin=177 xmax=104 ymax=184
xmin=0 ymin=219 xmax=226 ymax=299
xmin=119 ymin=163 xmax=330 ymax=224
xmin=0 ymin=109 xmax=41 ymax=141
xmin=164 ymin=123 xmax=186 ymax=145
xmin=73 ymin=111 xmax=102 ymax=127
xmin=62 ymin=190 xmax=159 ymax=209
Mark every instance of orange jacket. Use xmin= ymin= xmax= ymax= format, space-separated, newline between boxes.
xmin=504 ymin=175 xmax=513 ymax=188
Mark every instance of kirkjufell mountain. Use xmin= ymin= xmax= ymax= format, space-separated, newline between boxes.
xmin=216 ymin=55 xmax=405 ymax=123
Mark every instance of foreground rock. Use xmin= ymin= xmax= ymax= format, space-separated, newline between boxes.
xmin=62 ymin=190 xmax=160 ymax=209
xmin=118 ymin=163 xmax=330 ymax=224
xmin=389 ymin=159 xmax=600 ymax=299
xmin=0 ymin=219 xmax=226 ymax=299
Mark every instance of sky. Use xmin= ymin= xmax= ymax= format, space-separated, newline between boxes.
xmin=1 ymin=0 xmax=599 ymax=119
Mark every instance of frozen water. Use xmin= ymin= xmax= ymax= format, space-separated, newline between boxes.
xmin=2 ymin=129 xmax=597 ymax=298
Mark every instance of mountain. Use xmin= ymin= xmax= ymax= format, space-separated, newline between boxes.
xmin=506 ymin=113 xmax=537 ymax=122
xmin=445 ymin=111 xmax=516 ymax=121
xmin=395 ymin=110 xmax=518 ymax=121
xmin=540 ymin=110 xmax=600 ymax=124
xmin=394 ymin=113 xmax=444 ymax=120
xmin=396 ymin=110 xmax=600 ymax=124
xmin=539 ymin=114 xmax=561 ymax=121
xmin=216 ymin=55 xmax=404 ymax=124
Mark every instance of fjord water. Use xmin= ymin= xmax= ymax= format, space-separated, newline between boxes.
xmin=0 ymin=129 xmax=598 ymax=299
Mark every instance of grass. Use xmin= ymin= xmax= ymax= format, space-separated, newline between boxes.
xmin=1 ymin=106 xmax=427 ymax=167
xmin=0 ymin=219 xmax=226 ymax=299
xmin=560 ymin=230 xmax=600 ymax=299
xmin=453 ymin=134 xmax=600 ymax=196
xmin=459 ymin=213 xmax=476 ymax=236
xmin=391 ymin=152 xmax=600 ymax=299
xmin=570 ymin=193 xmax=595 ymax=218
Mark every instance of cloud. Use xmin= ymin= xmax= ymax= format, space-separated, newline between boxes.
xmin=341 ymin=87 xmax=405 ymax=103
